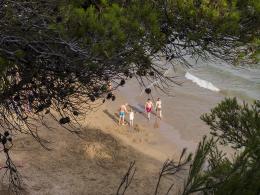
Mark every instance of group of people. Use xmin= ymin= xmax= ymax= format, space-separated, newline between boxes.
xmin=118 ymin=98 xmax=162 ymax=127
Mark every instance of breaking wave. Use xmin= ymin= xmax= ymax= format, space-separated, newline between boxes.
xmin=185 ymin=72 xmax=220 ymax=92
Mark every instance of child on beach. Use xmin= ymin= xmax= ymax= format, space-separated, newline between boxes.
xmin=129 ymin=108 xmax=134 ymax=127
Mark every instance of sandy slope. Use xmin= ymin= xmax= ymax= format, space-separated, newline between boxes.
xmin=0 ymin=103 xmax=177 ymax=195
xmin=0 ymin=76 xmax=227 ymax=195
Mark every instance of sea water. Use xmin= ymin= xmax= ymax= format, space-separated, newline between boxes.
xmin=118 ymin=57 xmax=259 ymax=155
xmin=184 ymin=58 xmax=260 ymax=101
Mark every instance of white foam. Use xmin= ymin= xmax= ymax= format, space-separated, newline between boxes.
xmin=185 ymin=72 xmax=220 ymax=92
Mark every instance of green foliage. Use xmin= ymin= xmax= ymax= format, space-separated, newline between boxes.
xmin=57 ymin=0 xmax=164 ymax=61
xmin=201 ymin=98 xmax=260 ymax=149
xmin=162 ymin=0 xmax=260 ymax=61
xmin=0 ymin=56 xmax=13 ymax=90
xmin=0 ymin=1 xmax=260 ymax=193
xmin=182 ymin=136 xmax=216 ymax=195
xmin=182 ymin=98 xmax=260 ymax=195
xmin=1 ymin=0 xmax=260 ymax=85
xmin=53 ymin=0 xmax=260 ymax=65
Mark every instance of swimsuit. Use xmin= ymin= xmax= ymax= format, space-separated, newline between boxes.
xmin=119 ymin=111 xmax=125 ymax=117
xmin=156 ymin=101 xmax=162 ymax=111
xmin=129 ymin=112 xmax=134 ymax=120
xmin=146 ymin=107 xmax=152 ymax=113
xmin=146 ymin=102 xmax=153 ymax=113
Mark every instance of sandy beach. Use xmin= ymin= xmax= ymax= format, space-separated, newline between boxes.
xmin=1 ymin=1 xmax=258 ymax=194
xmin=0 ymin=75 xmax=226 ymax=195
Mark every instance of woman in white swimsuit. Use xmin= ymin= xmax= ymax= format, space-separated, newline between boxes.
xmin=155 ymin=98 xmax=162 ymax=119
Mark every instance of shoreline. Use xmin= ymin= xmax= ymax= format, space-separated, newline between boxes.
xmin=0 ymin=75 xmax=232 ymax=194
xmin=85 ymin=73 xmax=236 ymax=165
xmin=110 ymin=76 xmax=224 ymax=155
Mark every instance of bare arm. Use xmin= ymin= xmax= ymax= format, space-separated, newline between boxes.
xmin=123 ymin=106 xmax=128 ymax=113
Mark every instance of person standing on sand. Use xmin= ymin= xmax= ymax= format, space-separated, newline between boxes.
xmin=145 ymin=98 xmax=153 ymax=120
xmin=155 ymin=98 xmax=162 ymax=119
xmin=119 ymin=103 xmax=128 ymax=125
xmin=129 ymin=108 xmax=134 ymax=127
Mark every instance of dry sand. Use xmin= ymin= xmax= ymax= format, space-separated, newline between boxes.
xmin=0 ymin=119 xmax=168 ymax=195
xmin=0 ymin=76 xmax=227 ymax=195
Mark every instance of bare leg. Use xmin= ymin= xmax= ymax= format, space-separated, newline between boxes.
xmin=119 ymin=117 xmax=121 ymax=125
xmin=122 ymin=116 xmax=125 ymax=125
xmin=130 ymin=120 xmax=133 ymax=127
xmin=159 ymin=110 xmax=162 ymax=119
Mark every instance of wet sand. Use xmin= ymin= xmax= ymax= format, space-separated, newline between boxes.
xmin=115 ymin=76 xmax=224 ymax=156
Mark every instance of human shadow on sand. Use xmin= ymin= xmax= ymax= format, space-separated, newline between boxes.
xmin=103 ymin=109 xmax=119 ymax=124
